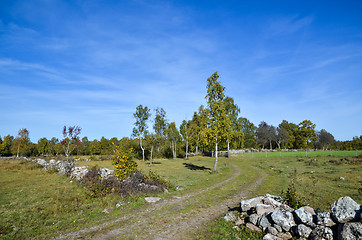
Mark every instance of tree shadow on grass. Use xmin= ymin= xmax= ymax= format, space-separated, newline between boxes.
xmin=183 ymin=163 xmax=211 ymax=171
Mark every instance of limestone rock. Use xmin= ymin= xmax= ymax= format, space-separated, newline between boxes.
xmin=235 ymin=218 xmax=244 ymax=226
xmin=263 ymin=194 xmax=283 ymax=208
xmin=293 ymin=206 xmax=315 ymax=227
xmin=116 ymin=201 xmax=126 ymax=208
xmin=258 ymin=214 xmax=273 ymax=231
xmin=246 ymin=223 xmax=262 ymax=232
xmin=102 ymin=207 xmax=114 ymax=214
xmin=276 ymin=232 xmax=292 ymax=240
xmin=240 ymin=196 xmax=263 ymax=212
xmin=309 ymin=226 xmax=333 ymax=240
xmin=36 ymin=158 xmax=48 ymax=167
xmin=99 ymin=168 xmax=114 ymax=180
xmin=273 ymin=224 xmax=283 ymax=233
xmin=316 ymin=212 xmax=336 ymax=227
xmin=248 ymin=213 xmax=259 ymax=225
xmin=338 ymin=222 xmax=362 ymax=240
xmin=270 ymin=210 xmax=295 ymax=232
xmin=57 ymin=161 xmax=75 ymax=175
xmin=145 ymin=197 xmax=161 ymax=203
xmin=266 ymin=226 xmax=279 ymax=235
xmin=223 ymin=212 xmax=237 ymax=222
xmin=256 ymin=204 xmax=277 ymax=216
xmin=70 ymin=166 xmax=89 ymax=180
xmin=330 ymin=196 xmax=360 ymax=223
xmin=263 ymin=233 xmax=282 ymax=240
xmin=295 ymin=224 xmax=312 ymax=238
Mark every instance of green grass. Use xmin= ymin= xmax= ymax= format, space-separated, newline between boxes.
xmin=232 ymin=154 xmax=362 ymax=211
xmin=240 ymin=150 xmax=362 ymax=158
xmin=196 ymin=218 xmax=264 ymax=240
xmin=1 ymin=153 xmax=361 ymax=239
xmin=0 ymin=157 xmax=231 ymax=239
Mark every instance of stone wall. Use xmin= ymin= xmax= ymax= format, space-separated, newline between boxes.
xmin=224 ymin=194 xmax=361 ymax=240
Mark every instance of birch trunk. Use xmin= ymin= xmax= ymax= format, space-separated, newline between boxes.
xmin=227 ymin=140 xmax=230 ymax=158
xmin=140 ymin=137 xmax=145 ymax=161
xmin=185 ymin=140 xmax=188 ymax=159
xmin=150 ymin=145 xmax=153 ymax=166
xmin=213 ymin=135 xmax=218 ymax=171
xmin=17 ymin=144 xmax=20 ymax=158
xmin=213 ymin=140 xmax=218 ymax=172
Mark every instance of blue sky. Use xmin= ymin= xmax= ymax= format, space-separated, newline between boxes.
xmin=1 ymin=0 xmax=361 ymax=142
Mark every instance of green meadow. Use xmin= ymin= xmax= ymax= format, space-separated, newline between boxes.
xmin=0 ymin=150 xmax=361 ymax=239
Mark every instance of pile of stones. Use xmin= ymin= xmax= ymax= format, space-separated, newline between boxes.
xmin=224 ymin=194 xmax=361 ymax=240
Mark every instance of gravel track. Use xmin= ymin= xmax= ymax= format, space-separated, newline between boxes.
xmin=55 ymin=163 xmax=266 ymax=240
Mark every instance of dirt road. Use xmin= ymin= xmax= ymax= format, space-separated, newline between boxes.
xmin=55 ymin=163 xmax=266 ymax=240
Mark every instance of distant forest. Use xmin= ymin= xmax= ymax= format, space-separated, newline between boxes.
xmin=1 ymin=72 xmax=361 ymax=158
xmin=1 ymin=115 xmax=361 ymax=159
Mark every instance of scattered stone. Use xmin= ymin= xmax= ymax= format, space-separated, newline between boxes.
xmin=295 ymin=224 xmax=312 ymax=238
xmin=232 ymin=226 xmax=240 ymax=231
xmin=316 ymin=212 xmax=336 ymax=227
xmin=338 ymin=222 xmax=362 ymax=240
xmin=102 ymin=207 xmax=114 ymax=214
xmin=246 ymin=223 xmax=262 ymax=232
xmin=234 ymin=218 xmax=244 ymax=225
xmin=309 ymin=226 xmax=333 ymax=240
xmin=339 ymin=177 xmax=345 ymax=181
xmin=145 ymin=197 xmax=161 ymax=203
xmin=271 ymin=210 xmax=295 ymax=232
xmin=11 ymin=225 xmax=20 ymax=231
xmin=263 ymin=233 xmax=282 ymax=240
xmin=310 ymin=171 xmax=315 ymax=174
xmin=175 ymin=186 xmax=184 ymax=191
xmin=330 ymin=196 xmax=360 ymax=223
xmin=223 ymin=212 xmax=237 ymax=222
xmin=116 ymin=201 xmax=126 ymax=208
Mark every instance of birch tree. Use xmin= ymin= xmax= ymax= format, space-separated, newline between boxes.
xmin=132 ymin=105 xmax=151 ymax=161
xmin=205 ymin=72 xmax=230 ymax=171
xmin=166 ymin=122 xmax=180 ymax=159
xmin=180 ymin=119 xmax=193 ymax=159
xmin=61 ymin=126 xmax=81 ymax=161
xmin=13 ymin=128 xmax=30 ymax=157
xmin=223 ymin=96 xmax=240 ymax=158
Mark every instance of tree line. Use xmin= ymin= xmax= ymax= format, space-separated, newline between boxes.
xmin=1 ymin=72 xmax=361 ymax=160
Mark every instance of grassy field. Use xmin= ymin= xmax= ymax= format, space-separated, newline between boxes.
xmin=195 ymin=153 xmax=361 ymax=239
xmin=0 ymin=157 xmax=231 ymax=239
xmin=1 ymin=151 xmax=361 ymax=239
xmin=240 ymin=150 xmax=362 ymax=158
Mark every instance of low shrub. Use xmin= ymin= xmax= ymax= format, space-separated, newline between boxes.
xmin=281 ymin=169 xmax=306 ymax=209
xmin=80 ymin=167 xmax=171 ymax=198
xmin=112 ymin=145 xmax=137 ymax=180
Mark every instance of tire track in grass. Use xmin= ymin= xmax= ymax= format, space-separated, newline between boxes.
xmin=55 ymin=163 xmax=266 ymax=240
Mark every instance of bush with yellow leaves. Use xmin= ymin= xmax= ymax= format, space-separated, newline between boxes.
xmin=112 ymin=144 xmax=137 ymax=180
